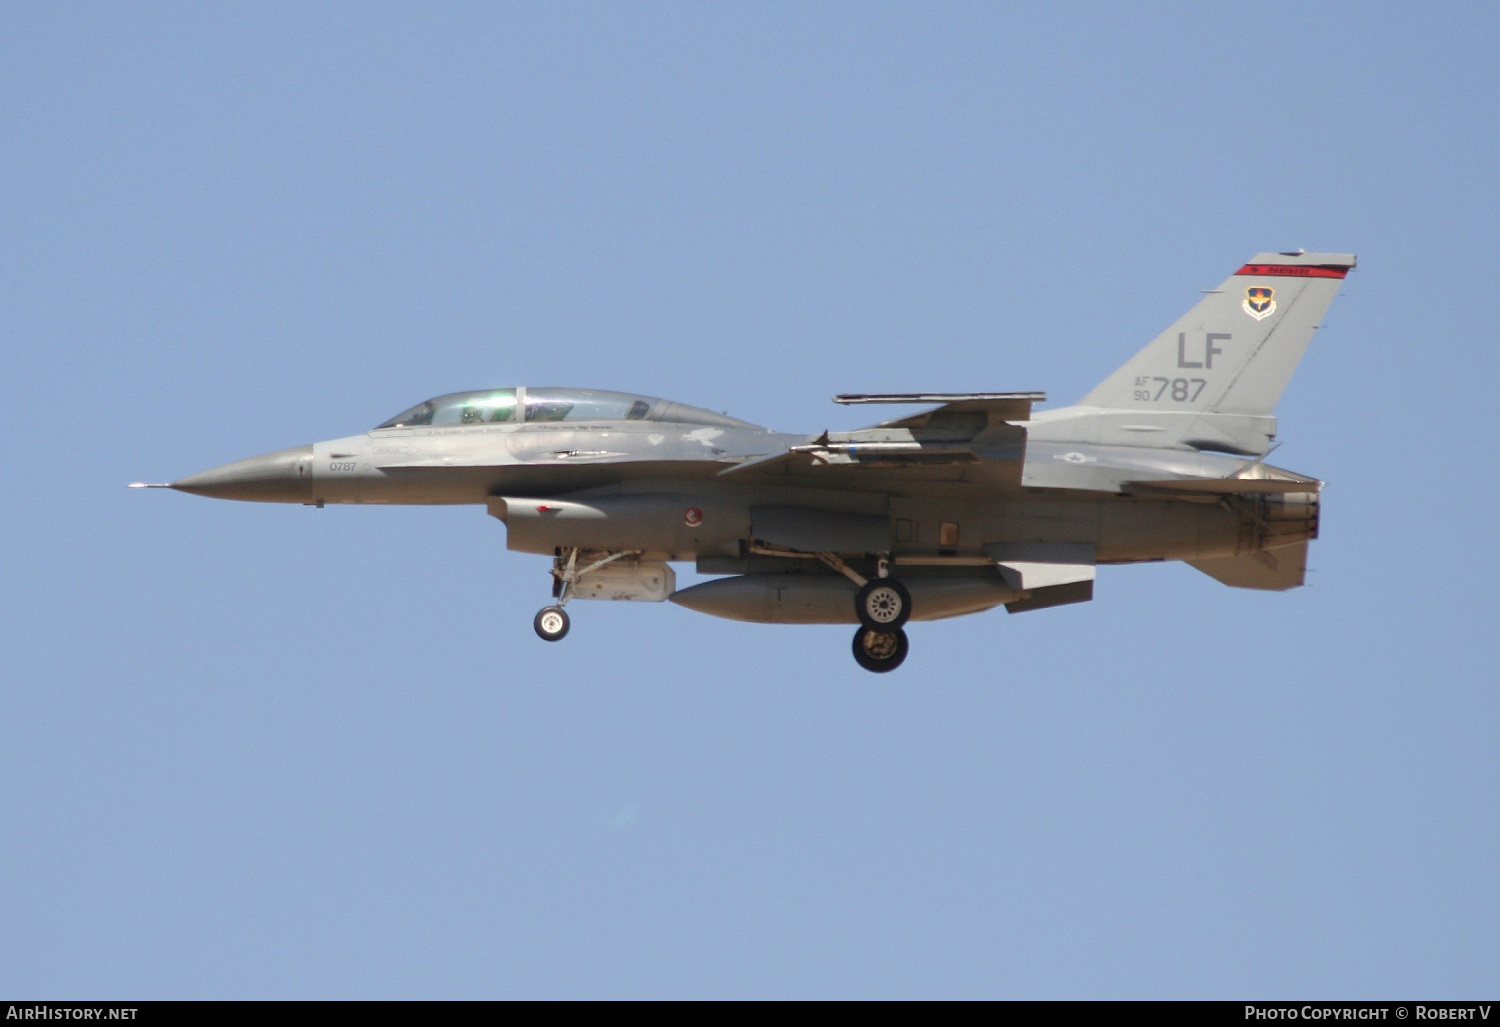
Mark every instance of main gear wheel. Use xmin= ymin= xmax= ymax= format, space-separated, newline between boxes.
xmin=852 ymin=626 xmax=909 ymax=673
xmin=855 ymin=578 xmax=911 ymax=629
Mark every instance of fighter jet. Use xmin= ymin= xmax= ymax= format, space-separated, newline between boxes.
xmin=134 ymin=251 xmax=1351 ymax=671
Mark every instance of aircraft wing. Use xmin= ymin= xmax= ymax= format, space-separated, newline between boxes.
xmin=834 ymin=392 xmax=1044 ymax=429
xmin=1122 ymin=477 xmax=1322 ymax=496
xmin=721 ymin=392 xmax=1043 ymax=483
xmin=717 ymin=428 xmax=1025 ymax=483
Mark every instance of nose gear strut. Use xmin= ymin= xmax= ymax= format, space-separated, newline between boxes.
xmin=534 ymin=547 xmax=642 ymax=642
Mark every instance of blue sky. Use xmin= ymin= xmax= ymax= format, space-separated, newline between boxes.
xmin=2 ymin=2 xmax=1497 ymax=998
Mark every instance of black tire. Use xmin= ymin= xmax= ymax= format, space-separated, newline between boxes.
xmin=855 ymin=578 xmax=911 ymax=629
xmin=534 ymin=605 xmax=570 ymax=642
xmin=852 ymin=626 xmax=909 ymax=673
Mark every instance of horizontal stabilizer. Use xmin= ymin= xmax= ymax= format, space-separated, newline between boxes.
xmin=1188 ymin=542 xmax=1308 ymax=590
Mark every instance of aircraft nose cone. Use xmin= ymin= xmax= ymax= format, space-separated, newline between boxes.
xmin=172 ymin=445 xmax=314 ymax=502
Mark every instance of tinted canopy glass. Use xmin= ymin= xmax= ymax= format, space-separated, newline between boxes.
xmin=375 ymin=389 xmax=519 ymax=429
xmin=523 ymin=388 xmax=653 ymax=423
xmin=374 ymin=388 xmax=657 ymax=429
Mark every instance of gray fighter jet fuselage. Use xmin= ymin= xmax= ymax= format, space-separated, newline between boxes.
xmin=139 ymin=252 xmax=1349 ymax=671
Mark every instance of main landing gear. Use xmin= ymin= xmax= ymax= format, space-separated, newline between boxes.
xmin=847 ymin=555 xmax=910 ymax=671
xmin=752 ymin=546 xmax=916 ymax=673
xmin=852 ymin=625 xmax=909 ymax=672
xmin=855 ymin=577 xmax=911 ymax=630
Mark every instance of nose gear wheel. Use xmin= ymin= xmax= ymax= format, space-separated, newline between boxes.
xmin=534 ymin=605 xmax=570 ymax=641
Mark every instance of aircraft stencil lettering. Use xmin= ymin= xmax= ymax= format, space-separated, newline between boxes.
xmin=1176 ymin=332 xmax=1228 ymax=369
xmin=134 ymin=251 xmax=1353 ymax=672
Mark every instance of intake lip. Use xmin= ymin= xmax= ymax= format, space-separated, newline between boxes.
xmin=172 ymin=445 xmax=315 ymax=503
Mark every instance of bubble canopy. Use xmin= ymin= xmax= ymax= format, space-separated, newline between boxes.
xmin=374 ymin=388 xmax=759 ymax=430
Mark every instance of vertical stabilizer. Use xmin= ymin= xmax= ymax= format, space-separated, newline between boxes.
xmin=1081 ymin=251 xmax=1354 ymax=414
xmin=1032 ymin=253 xmax=1354 ymax=454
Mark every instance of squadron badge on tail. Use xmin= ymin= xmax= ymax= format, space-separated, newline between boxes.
xmin=1243 ymin=286 xmax=1276 ymax=320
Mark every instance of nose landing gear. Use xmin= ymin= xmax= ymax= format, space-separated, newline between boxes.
xmin=534 ymin=605 xmax=570 ymax=641
xmin=533 ymin=547 xmax=643 ymax=642
xmin=535 ymin=548 xmax=580 ymax=642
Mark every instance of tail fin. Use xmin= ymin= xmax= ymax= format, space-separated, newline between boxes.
xmin=1034 ymin=252 xmax=1354 ymax=455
